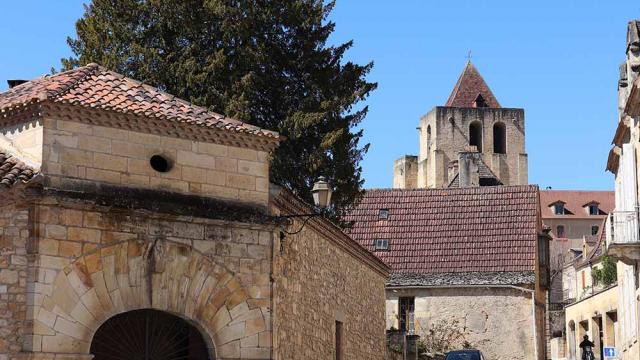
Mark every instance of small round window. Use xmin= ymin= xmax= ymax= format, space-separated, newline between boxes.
xmin=149 ymin=155 xmax=172 ymax=173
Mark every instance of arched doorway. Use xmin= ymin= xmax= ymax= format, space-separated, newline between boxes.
xmin=469 ymin=121 xmax=483 ymax=152
xmin=90 ymin=309 xmax=212 ymax=360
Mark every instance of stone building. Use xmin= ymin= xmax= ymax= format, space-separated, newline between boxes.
xmin=563 ymin=236 xmax=619 ymax=360
xmin=538 ymin=190 xmax=614 ymax=354
xmin=393 ymin=61 xmax=528 ymax=189
xmin=0 ymin=64 xmax=390 ymax=360
xmin=605 ymin=18 xmax=640 ymax=360
xmin=346 ymin=185 xmax=550 ymax=360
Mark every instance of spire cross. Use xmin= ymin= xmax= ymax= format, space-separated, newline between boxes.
xmin=467 ymin=50 xmax=472 ymax=63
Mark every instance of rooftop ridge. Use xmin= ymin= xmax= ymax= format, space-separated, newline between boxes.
xmin=445 ymin=61 xmax=500 ymax=108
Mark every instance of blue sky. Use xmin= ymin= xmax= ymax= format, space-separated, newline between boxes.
xmin=2 ymin=1 xmax=637 ymax=190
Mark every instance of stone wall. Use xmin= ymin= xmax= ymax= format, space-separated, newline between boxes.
xmin=0 ymin=203 xmax=29 ymax=360
xmin=386 ymin=287 xmax=537 ymax=360
xmin=417 ymin=106 xmax=527 ymax=188
xmin=272 ymin=214 xmax=388 ymax=360
xmin=20 ymin=196 xmax=274 ymax=359
xmin=41 ymin=118 xmax=269 ymax=207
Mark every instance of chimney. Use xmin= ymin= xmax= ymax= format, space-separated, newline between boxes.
xmin=458 ymin=152 xmax=480 ymax=188
xmin=7 ymin=80 xmax=27 ymax=89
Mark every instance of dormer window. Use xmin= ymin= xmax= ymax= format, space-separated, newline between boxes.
xmin=374 ymin=239 xmax=389 ymax=251
xmin=554 ymin=203 xmax=565 ymax=215
xmin=379 ymin=209 xmax=389 ymax=220
xmin=588 ymin=204 xmax=599 ymax=216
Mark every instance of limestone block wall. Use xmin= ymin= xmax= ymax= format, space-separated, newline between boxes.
xmin=40 ymin=117 xmax=269 ymax=207
xmin=386 ymin=287 xmax=536 ymax=360
xmin=0 ymin=120 xmax=43 ymax=165
xmin=0 ymin=204 xmax=29 ymax=360
xmin=417 ymin=107 xmax=527 ymax=188
xmin=22 ymin=197 xmax=274 ymax=360
xmin=273 ymin=219 xmax=387 ymax=360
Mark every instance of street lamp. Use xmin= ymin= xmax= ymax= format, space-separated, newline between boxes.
xmin=278 ymin=177 xmax=333 ymax=235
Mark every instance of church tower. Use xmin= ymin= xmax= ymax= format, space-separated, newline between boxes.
xmin=393 ymin=61 xmax=528 ymax=188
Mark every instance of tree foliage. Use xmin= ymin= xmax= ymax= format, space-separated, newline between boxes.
xmin=592 ymin=256 xmax=617 ymax=287
xmin=63 ymin=0 xmax=376 ymax=219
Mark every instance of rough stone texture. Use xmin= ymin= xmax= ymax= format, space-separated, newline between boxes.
xmin=42 ymin=118 xmax=270 ymax=207
xmin=388 ymin=271 xmax=535 ymax=287
xmin=0 ymin=203 xmax=29 ymax=360
xmin=273 ymin=217 xmax=388 ymax=360
xmin=416 ymin=106 xmax=527 ymax=188
xmin=19 ymin=199 xmax=273 ymax=360
xmin=387 ymin=287 xmax=537 ymax=360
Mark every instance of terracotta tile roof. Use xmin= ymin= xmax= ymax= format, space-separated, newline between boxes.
xmin=345 ymin=185 xmax=540 ymax=275
xmin=0 ymin=151 xmax=38 ymax=188
xmin=0 ymin=64 xmax=279 ymax=140
xmin=445 ymin=61 xmax=501 ymax=108
xmin=540 ymin=190 xmax=614 ymax=219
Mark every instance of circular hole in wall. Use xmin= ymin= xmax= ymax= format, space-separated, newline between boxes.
xmin=149 ymin=154 xmax=172 ymax=173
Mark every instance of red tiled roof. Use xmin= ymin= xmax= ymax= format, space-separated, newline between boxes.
xmin=0 ymin=64 xmax=279 ymax=140
xmin=445 ymin=62 xmax=500 ymax=108
xmin=0 ymin=151 xmax=38 ymax=188
xmin=540 ymin=190 xmax=614 ymax=219
xmin=345 ymin=185 xmax=539 ymax=274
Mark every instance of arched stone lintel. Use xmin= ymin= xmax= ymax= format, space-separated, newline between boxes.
xmin=31 ymin=239 xmax=269 ymax=359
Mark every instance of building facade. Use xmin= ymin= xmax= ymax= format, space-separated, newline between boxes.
xmin=346 ymin=186 xmax=549 ymax=360
xmin=0 ymin=64 xmax=389 ymax=360
xmin=605 ymin=19 xmax=640 ymax=360
xmin=393 ymin=62 xmax=528 ymax=189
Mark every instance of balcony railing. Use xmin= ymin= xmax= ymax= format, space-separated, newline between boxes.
xmin=606 ymin=209 xmax=640 ymax=247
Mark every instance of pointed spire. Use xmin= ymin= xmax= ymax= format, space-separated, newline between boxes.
xmin=445 ymin=62 xmax=501 ymax=108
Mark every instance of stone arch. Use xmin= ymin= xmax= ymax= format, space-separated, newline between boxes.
xmin=34 ymin=239 xmax=266 ymax=359
xmin=493 ymin=121 xmax=506 ymax=154
xmin=469 ymin=121 xmax=483 ymax=152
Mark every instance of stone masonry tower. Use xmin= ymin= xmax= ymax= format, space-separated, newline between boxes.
xmin=393 ymin=61 xmax=528 ymax=188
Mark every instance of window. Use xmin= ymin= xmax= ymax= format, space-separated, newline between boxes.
xmin=426 ymin=125 xmax=432 ymax=152
xmin=581 ymin=271 xmax=586 ymax=290
xmin=556 ymin=225 xmax=565 ymax=238
xmin=379 ymin=209 xmax=389 ymax=220
xmin=335 ymin=320 xmax=343 ymax=360
xmin=554 ymin=203 xmax=565 ymax=215
xmin=469 ymin=121 xmax=483 ymax=152
xmin=493 ymin=122 xmax=506 ymax=154
xmin=149 ymin=154 xmax=172 ymax=173
xmin=374 ymin=239 xmax=389 ymax=251
xmin=399 ymin=297 xmax=415 ymax=333
xmin=591 ymin=226 xmax=599 ymax=236
xmin=589 ymin=204 xmax=599 ymax=215
xmin=473 ymin=94 xmax=488 ymax=108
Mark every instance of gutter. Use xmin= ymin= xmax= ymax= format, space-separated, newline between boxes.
xmin=386 ymin=284 xmax=540 ymax=360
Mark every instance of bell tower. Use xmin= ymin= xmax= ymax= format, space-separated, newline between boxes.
xmin=393 ymin=61 xmax=528 ymax=188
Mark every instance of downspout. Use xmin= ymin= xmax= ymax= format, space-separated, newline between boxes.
xmin=386 ymin=284 xmax=539 ymax=359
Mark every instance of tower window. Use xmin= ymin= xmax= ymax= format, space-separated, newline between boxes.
xmin=469 ymin=121 xmax=483 ymax=152
xmin=426 ymin=125 xmax=432 ymax=152
xmin=473 ymin=94 xmax=488 ymax=108
xmin=556 ymin=225 xmax=565 ymax=238
xmin=493 ymin=122 xmax=506 ymax=154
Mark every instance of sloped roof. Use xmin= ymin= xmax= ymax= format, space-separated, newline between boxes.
xmin=0 ymin=64 xmax=279 ymax=141
xmin=445 ymin=62 xmax=500 ymax=108
xmin=345 ymin=185 xmax=539 ymax=275
xmin=447 ymin=155 xmax=503 ymax=188
xmin=540 ymin=190 xmax=614 ymax=219
xmin=0 ymin=151 xmax=38 ymax=189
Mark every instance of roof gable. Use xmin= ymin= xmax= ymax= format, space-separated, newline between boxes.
xmin=345 ymin=185 xmax=540 ymax=275
xmin=445 ymin=62 xmax=500 ymax=108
